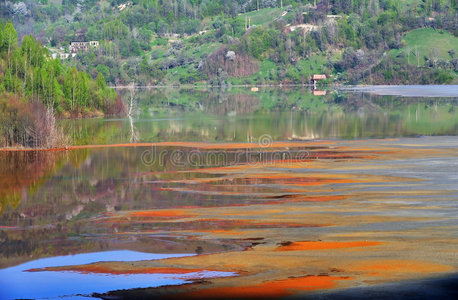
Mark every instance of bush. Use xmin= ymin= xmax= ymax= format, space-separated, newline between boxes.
xmin=434 ymin=70 xmax=453 ymax=84
xmin=0 ymin=94 xmax=67 ymax=148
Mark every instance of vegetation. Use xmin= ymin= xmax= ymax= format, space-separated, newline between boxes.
xmin=1 ymin=1 xmax=456 ymax=86
xmin=0 ymin=21 xmax=123 ymax=148
xmin=0 ymin=1 xmax=456 ymax=149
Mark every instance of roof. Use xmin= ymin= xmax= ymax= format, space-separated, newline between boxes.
xmin=313 ymin=75 xmax=326 ymax=80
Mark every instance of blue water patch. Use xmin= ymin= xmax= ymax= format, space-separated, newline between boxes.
xmin=0 ymin=250 xmax=236 ymax=299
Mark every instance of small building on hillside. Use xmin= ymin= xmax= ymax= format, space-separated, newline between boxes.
xmin=89 ymin=41 xmax=99 ymax=47
xmin=69 ymin=41 xmax=99 ymax=53
xmin=313 ymin=90 xmax=327 ymax=96
xmin=311 ymin=74 xmax=326 ymax=89
xmin=49 ymin=49 xmax=76 ymax=60
xmin=288 ymin=24 xmax=318 ymax=34
xmin=312 ymin=74 xmax=326 ymax=81
xmin=326 ymin=15 xmax=342 ymax=19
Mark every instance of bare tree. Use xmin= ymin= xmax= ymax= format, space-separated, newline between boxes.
xmin=430 ymin=47 xmax=440 ymax=67
xmin=406 ymin=47 xmax=410 ymax=64
xmin=286 ymin=36 xmax=292 ymax=60
xmin=128 ymin=83 xmax=139 ymax=143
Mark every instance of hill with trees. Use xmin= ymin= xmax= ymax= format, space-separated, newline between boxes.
xmin=2 ymin=0 xmax=456 ymax=86
xmin=0 ymin=20 xmax=123 ymax=148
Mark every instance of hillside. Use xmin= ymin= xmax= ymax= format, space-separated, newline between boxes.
xmin=0 ymin=21 xmax=124 ymax=148
xmin=391 ymin=28 xmax=458 ymax=66
xmin=1 ymin=0 xmax=457 ymax=85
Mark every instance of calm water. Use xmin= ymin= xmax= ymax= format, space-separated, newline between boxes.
xmin=62 ymin=87 xmax=457 ymax=144
xmin=0 ymin=87 xmax=457 ymax=299
xmin=0 ymin=251 xmax=236 ymax=299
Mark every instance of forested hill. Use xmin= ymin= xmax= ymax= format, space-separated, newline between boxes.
xmin=0 ymin=21 xmax=123 ymax=148
xmin=1 ymin=0 xmax=457 ymax=85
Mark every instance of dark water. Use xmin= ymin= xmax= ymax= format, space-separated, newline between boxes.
xmin=0 ymin=87 xmax=457 ymax=299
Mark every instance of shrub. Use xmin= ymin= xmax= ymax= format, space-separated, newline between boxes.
xmin=0 ymin=94 xmax=67 ymax=148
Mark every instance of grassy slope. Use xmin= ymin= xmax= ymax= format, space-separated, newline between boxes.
xmin=403 ymin=28 xmax=457 ymax=62
xmin=143 ymin=33 xmax=221 ymax=83
xmin=238 ymin=8 xmax=284 ymax=26
xmin=389 ymin=28 xmax=458 ymax=83
xmin=391 ymin=28 xmax=458 ymax=65
xmin=165 ymin=39 xmax=221 ymax=83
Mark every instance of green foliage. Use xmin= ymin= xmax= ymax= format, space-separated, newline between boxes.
xmin=2 ymin=21 xmax=17 ymax=55
xmin=0 ymin=21 xmax=118 ymax=116
xmin=395 ymin=28 xmax=458 ymax=66
xmin=238 ymin=7 xmax=284 ymax=26
xmin=1 ymin=1 xmax=456 ymax=85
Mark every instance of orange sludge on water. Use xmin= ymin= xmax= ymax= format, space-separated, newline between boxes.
xmin=187 ymin=275 xmax=352 ymax=299
xmin=348 ymin=259 xmax=453 ymax=275
xmin=129 ymin=209 xmax=192 ymax=218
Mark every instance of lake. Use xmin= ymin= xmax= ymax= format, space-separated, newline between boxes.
xmin=0 ymin=86 xmax=457 ymax=299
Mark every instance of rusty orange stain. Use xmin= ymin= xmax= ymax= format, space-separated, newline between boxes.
xmin=186 ymin=275 xmax=351 ymax=299
xmin=2 ymin=141 xmax=338 ymax=152
xmin=277 ymin=241 xmax=383 ymax=251
xmin=129 ymin=209 xmax=192 ymax=218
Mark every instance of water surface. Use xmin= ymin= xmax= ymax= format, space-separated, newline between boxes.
xmin=1 ymin=87 xmax=457 ymax=299
xmin=0 ymin=251 xmax=235 ymax=299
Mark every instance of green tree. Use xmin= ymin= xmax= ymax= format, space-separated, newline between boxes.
xmin=3 ymin=21 xmax=17 ymax=56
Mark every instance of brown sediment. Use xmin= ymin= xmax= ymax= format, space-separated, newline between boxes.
xmin=177 ymin=164 xmax=260 ymax=174
xmin=152 ymin=186 xmax=345 ymax=199
xmin=268 ymin=195 xmax=347 ymax=204
xmin=348 ymin=260 xmax=453 ymax=275
xmin=104 ymin=217 xmax=330 ymax=234
xmin=194 ymin=229 xmax=249 ymax=236
xmin=189 ymin=219 xmax=328 ymax=230
xmin=185 ymin=275 xmax=352 ymax=299
xmin=276 ymin=241 xmax=384 ymax=251
xmin=26 ymin=265 xmax=212 ymax=275
xmin=156 ymin=173 xmax=361 ymax=188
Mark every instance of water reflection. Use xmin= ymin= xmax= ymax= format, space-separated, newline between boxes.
xmin=1 ymin=88 xmax=457 ymax=298
xmin=0 ymin=151 xmax=66 ymax=215
xmin=0 ymin=250 xmax=235 ymax=299
xmin=0 ymin=147 xmax=251 ymax=269
xmin=60 ymin=88 xmax=457 ymax=145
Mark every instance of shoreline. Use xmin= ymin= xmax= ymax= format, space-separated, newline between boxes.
xmin=110 ymin=83 xmax=458 ymax=89
xmin=2 ymin=136 xmax=457 ymax=152
xmin=110 ymin=83 xmax=320 ymax=89
xmin=0 ymin=140 xmax=333 ymax=152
